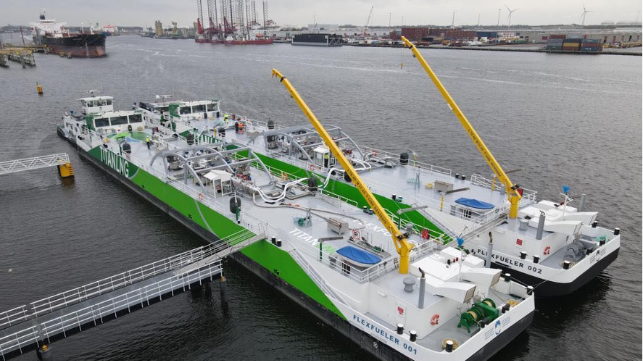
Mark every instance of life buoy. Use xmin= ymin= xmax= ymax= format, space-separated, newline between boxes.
xmin=309 ymin=164 xmax=314 ymax=171
xmin=198 ymin=193 xmax=204 ymax=202
xmin=543 ymin=246 xmax=551 ymax=255
xmin=431 ymin=314 xmax=440 ymax=326
xmin=372 ymin=150 xmax=378 ymax=156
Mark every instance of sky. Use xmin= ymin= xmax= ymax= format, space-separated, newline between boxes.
xmin=2 ymin=0 xmax=641 ymax=28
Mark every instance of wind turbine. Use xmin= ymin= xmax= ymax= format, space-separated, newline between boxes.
xmin=497 ymin=8 xmax=502 ymax=26
xmin=505 ymin=5 xmax=519 ymax=28
xmin=580 ymin=4 xmax=592 ymax=26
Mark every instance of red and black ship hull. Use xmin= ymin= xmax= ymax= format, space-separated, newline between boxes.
xmin=41 ymin=33 xmax=106 ymax=58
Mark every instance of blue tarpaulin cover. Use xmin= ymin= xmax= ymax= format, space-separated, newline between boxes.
xmin=337 ymin=246 xmax=381 ymax=265
xmin=455 ymin=198 xmax=495 ymax=210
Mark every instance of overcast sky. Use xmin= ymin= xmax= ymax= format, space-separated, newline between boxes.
xmin=2 ymin=0 xmax=641 ymax=28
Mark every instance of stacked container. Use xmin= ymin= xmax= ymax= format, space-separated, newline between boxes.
xmin=545 ymin=35 xmax=564 ymax=50
xmin=562 ymin=39 xmax=582 ymax=52
xmin=580 ymin=38 xmax=602 ymax=52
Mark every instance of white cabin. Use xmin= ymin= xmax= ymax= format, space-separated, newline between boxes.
xmin=89 ymin=110 xmax=145 ymax=134
xmin=80 ymin=96 xmax=114 ymax=115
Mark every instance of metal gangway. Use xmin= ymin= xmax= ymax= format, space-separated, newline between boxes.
xmin=0 ymin=153 xmax=70 ymax=176
xmin=0 ymin=232 xmax=265 ymax=360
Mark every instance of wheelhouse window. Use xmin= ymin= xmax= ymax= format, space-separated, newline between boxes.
xmin=106 ymin=99 xmax=113 ymax=105
xmin=206 ymin=103 xmax=217 ymax=111
xmin=94 ymin=118 xmax=110 ymax=127
xmin=192 ymin=105 xmax=205 ymax=113
xmin=110 ymin=116 xmax=129 ymax=125
xmin=180 ymin=106 xmax=192 ymax=115
xmin=128 ymin=114 xmax=142 ymax=123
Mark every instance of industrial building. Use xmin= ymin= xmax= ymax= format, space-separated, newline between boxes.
xmin=394 ymin=26 xmax=641 ymax=46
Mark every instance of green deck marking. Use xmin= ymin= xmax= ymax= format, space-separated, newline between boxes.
xmin=238 ymin=149 xmax=449 ymax=242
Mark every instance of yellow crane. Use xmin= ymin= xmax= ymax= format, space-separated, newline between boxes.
xmin=400 ymin=36 xmax=522 ymax=219
xmin=271 ymin=69 xmax=415 ymax=274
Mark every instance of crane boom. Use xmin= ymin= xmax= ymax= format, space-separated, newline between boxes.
xmin=271 ymin=69 xmax=414 ymax=274
xmin=364 ymin=5 xmax=373 ymax=36
xmin=400 ymin=36 xmax=522 ymax=219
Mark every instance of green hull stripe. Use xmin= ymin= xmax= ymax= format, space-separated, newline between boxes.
xmin=240 ymin=241 xmax=345 ymax=318
xmin=88 ymin=146 xmax=344 ymax=319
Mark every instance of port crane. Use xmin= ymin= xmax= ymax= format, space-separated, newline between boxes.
xmin=363 ymin=6 xmax=373 ymax=37
xmin=400 ymin=36 xmax=522 ymax=219
xmin=271 ymin=69 xmax=415 ymax=274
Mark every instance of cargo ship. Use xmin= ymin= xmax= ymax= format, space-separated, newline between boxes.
xmin=30 ymin=10 xmax=106 ymax=58
xmin=291 ymin=33 xmax=344 ymax=46
xmin=55 ymin=41 xmax=617 ymax=358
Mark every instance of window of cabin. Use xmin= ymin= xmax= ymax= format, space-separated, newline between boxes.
xmin=94 ymin=118 xmax=110 ymax=127
xmin=180 ymin=106 xmax=192 ymax=115
xmin=110 ymin=116 xmax=129 ymax=125
xmin=128 ymin=114 xmax=142 ymax=123
xmin=192 ymin=105 xmax=205 ymax=113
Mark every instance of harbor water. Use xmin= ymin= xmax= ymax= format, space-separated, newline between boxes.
xmin=0 ymin=36 xmax=640 ymax=361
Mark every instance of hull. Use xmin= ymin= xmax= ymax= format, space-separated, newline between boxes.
xmin=41 ymin=33 xmax=106 ymax=58
xmin=291 ymin=42 xmax=342 ymax=47
xmin=195 ymin=38 xmax=272 ymax=45
xmin=224 ymin=39 xmax=273 ymax=45
xmin=491 ymin=248 xmax=619 ymax=297
xmin=62 ymin=137 xmax=530 ymax=361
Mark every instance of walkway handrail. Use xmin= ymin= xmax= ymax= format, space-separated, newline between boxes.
xmin=0 ymin=153 xmax=70 ymax=175
xmin=0 ymin=229 xmax=251 ymax=332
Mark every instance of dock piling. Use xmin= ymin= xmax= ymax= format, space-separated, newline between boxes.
xmin=36 ymin=345 xmax=52 ymax=361
xmin=219 ymin=275 xmax=228 ymax=306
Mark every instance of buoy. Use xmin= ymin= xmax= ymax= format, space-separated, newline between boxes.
xmin=58 ymin=162 xmax=74 ymax=178
xmin=36 ymin=82 xmax=43 ymax=95
xmin=543 ymin=246 xmax=551 ymax=255
xmin=431 ymin=314 xmax=440 ymax=325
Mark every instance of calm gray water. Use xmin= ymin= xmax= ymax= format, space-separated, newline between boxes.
xmin=0 ymin=35 xmax=641 ymax=361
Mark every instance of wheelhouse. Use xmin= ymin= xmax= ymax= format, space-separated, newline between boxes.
xmin=88 ymin=110 xmax=145 ymax=133
xmin=170 ymin=100 xmax=220 ymax=120
xmin=79 ymin=96 xmax=114 ymax=115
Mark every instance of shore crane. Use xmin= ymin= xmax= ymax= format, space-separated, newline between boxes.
xmin=400 ymin=36 xmax=522 ymax=219
xmin=271 ymin=69 xmax=415 ymax=274
xmin=363 ymin=6 xmax=373 ymax=37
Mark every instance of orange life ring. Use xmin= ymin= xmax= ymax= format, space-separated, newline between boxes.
xmin=372 ymin=150 xmax=378 ymax=156
xmin=198 ymin=193 xmax=204 ymax=202
xmin=309 ymin=164 xmax=314 ymax=171
xmin=543 ymin=246 xmax=551 ymax=255
xmin=431 ymin=314 xmax=440 ymax=326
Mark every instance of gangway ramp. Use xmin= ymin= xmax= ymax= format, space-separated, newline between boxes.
xmin=0 ymin=154 xmax=70 ymax=176
xmin=0 ymin=233 xmax=265 ymax=360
